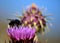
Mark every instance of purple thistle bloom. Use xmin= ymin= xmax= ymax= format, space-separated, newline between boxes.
xmin=21 ymin=4 xmax=46 ymax=33
xmin=7 ymin=26 xmax=36 ymax=41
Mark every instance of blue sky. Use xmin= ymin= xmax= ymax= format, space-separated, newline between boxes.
xmin=0 ymin=0 xmax=60 ymax=21
xmin=0 ymin=0 xmax=60 ymax=28
xmin=0 ymin=0 xmax=60 ymax=42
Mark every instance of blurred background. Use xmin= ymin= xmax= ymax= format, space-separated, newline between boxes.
xmin=0 ymin=0 xmax=60 ymax=43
